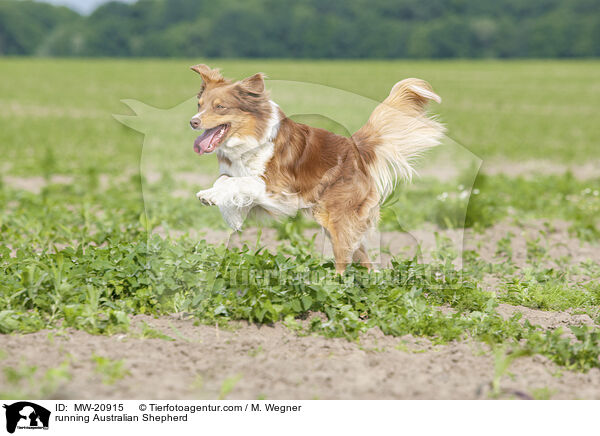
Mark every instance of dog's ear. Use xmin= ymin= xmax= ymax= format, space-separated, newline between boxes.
xmin=190 ymin=64 xmax=225 ymax=85
xmin=239 ymin=73 xmax=265 ymax=95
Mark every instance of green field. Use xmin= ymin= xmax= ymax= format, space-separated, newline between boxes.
xmin=1 ymin=59 xmax=600 ymax=398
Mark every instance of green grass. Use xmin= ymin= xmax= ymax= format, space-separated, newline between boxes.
xmin=1 ymin=360 xmax=71 ymax=399
xmin=1 ymin=59 xmax=599 ymax=377
xmin=92 ymin=354 xmax=130 ymax=385
xmin=1 ymin=58 xmax=599 ymax=178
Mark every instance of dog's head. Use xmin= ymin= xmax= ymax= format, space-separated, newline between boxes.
xmin=189 ymin=64 xmax=272 ymax=155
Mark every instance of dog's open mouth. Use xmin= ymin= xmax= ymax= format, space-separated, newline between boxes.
xmin=193 ymin=124 xmax=230 ymax=155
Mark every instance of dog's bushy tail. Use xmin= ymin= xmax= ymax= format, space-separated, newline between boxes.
xmin=352 ymin=78 xmax=445 ymax=200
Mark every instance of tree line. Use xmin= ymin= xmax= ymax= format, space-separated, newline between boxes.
xmin=1 ymin=0 xmax=599 ymax=58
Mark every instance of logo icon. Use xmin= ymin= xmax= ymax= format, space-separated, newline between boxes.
xmin=2 ymin=402 xmax=50 ymax=434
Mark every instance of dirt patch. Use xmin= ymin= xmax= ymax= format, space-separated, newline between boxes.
xmin=1 ymin=315 xmax=599 ymax=400
xmin=0 ymin=100 xmax=105 ymax=119
xmin=3 ymin=175 xmax=74 ymax=194
xmin=418 ymin=158 xmax=600 ymax=182
xmin=386 ymin=219 xmax=600 ymax=273
xmin=98 ymin=170 xmax=138 ymax=190
xmin=2 ymin=169 xmax=214 ymax=195
xmin=170 ymin=189 xmax=193 ymax=199
xmin=479 ymin=159 xmax=600 ymax=181
xmin=462 ymin=219 xmax=598 ymax=266
xmin=496 ymin=304 xmax=596 ymax=330
xmin=173 ymin=171 xmax=216 ymax=187
xmin=141 ymin=170 xmax=215 ymax=187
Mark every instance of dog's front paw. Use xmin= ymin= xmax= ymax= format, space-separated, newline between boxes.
xmin=196 ymin=190 xmax=216 ymax=206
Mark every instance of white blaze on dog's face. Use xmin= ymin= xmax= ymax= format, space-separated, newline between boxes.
xmin=189 ymin=64 xmax=272 ymax=155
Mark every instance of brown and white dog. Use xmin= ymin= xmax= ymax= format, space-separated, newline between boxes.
xmin=190 ymin=64 xmax=444 ymax=273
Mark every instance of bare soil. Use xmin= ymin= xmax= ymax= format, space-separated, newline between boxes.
xmin=478 ymin=159 xmax=600 ymax=180
xmin=418 ymin=158 xmax=600 ymax=181
xmin=3 ymin=175 xmax=74 ymax=194
xmin=2 ymin=315 xmax=600 ymax=400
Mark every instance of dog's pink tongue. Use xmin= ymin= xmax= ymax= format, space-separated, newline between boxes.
xmin=193 ymin=126 xmax=220 ymax=155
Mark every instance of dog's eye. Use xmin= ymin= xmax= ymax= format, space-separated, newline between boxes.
xmin=215 ymin=104 xmax=225 ymax=110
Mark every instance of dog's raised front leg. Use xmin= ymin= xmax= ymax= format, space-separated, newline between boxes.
xmin=197 ymin=175 xmax=266 ymax=231
xmin=196 ymin=175 xmax=229 ymax=206
xmin=196 ymin=189 xmax=216 ymax=206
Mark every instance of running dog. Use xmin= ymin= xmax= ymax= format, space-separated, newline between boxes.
xmin=190 ymin=64 xmax=444 ymax=272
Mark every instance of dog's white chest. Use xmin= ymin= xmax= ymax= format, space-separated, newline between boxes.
xmin=217 ymin=141 xmax=274 ymax=178
xmin=197 ymin=100 xmax=306 ymax=230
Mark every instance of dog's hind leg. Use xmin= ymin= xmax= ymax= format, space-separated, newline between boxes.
xmin=314 ymin=209 xmax=352 ymax=274
xmin=314 ymin=178 xmax=378 ymax=273
xmin=330 ymin=229 xmax=353 ymax=274
xmin=352 ymin=206 xmax=380 ymax=270
xmin=327 ymin=216 xmax=371 ymax=274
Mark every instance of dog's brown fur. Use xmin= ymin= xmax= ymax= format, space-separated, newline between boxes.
xmin=263 ymin=117 xmax=379 ymax=271
xmin=190 ymin=65 xmax=444 ymax=273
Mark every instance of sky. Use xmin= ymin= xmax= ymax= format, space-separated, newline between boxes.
xmin=36 ymin=0 xmax=136 ymax=15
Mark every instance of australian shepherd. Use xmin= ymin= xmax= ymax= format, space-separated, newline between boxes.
xmin=190 ymin=64 xmax=444 ymax=273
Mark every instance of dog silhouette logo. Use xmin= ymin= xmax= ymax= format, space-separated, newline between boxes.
xmin=2 ymin=402 xmax=50 ymax=433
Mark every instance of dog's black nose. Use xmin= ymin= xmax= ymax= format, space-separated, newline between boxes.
xmin=190 ymin=118 xmax=200 ymax=129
